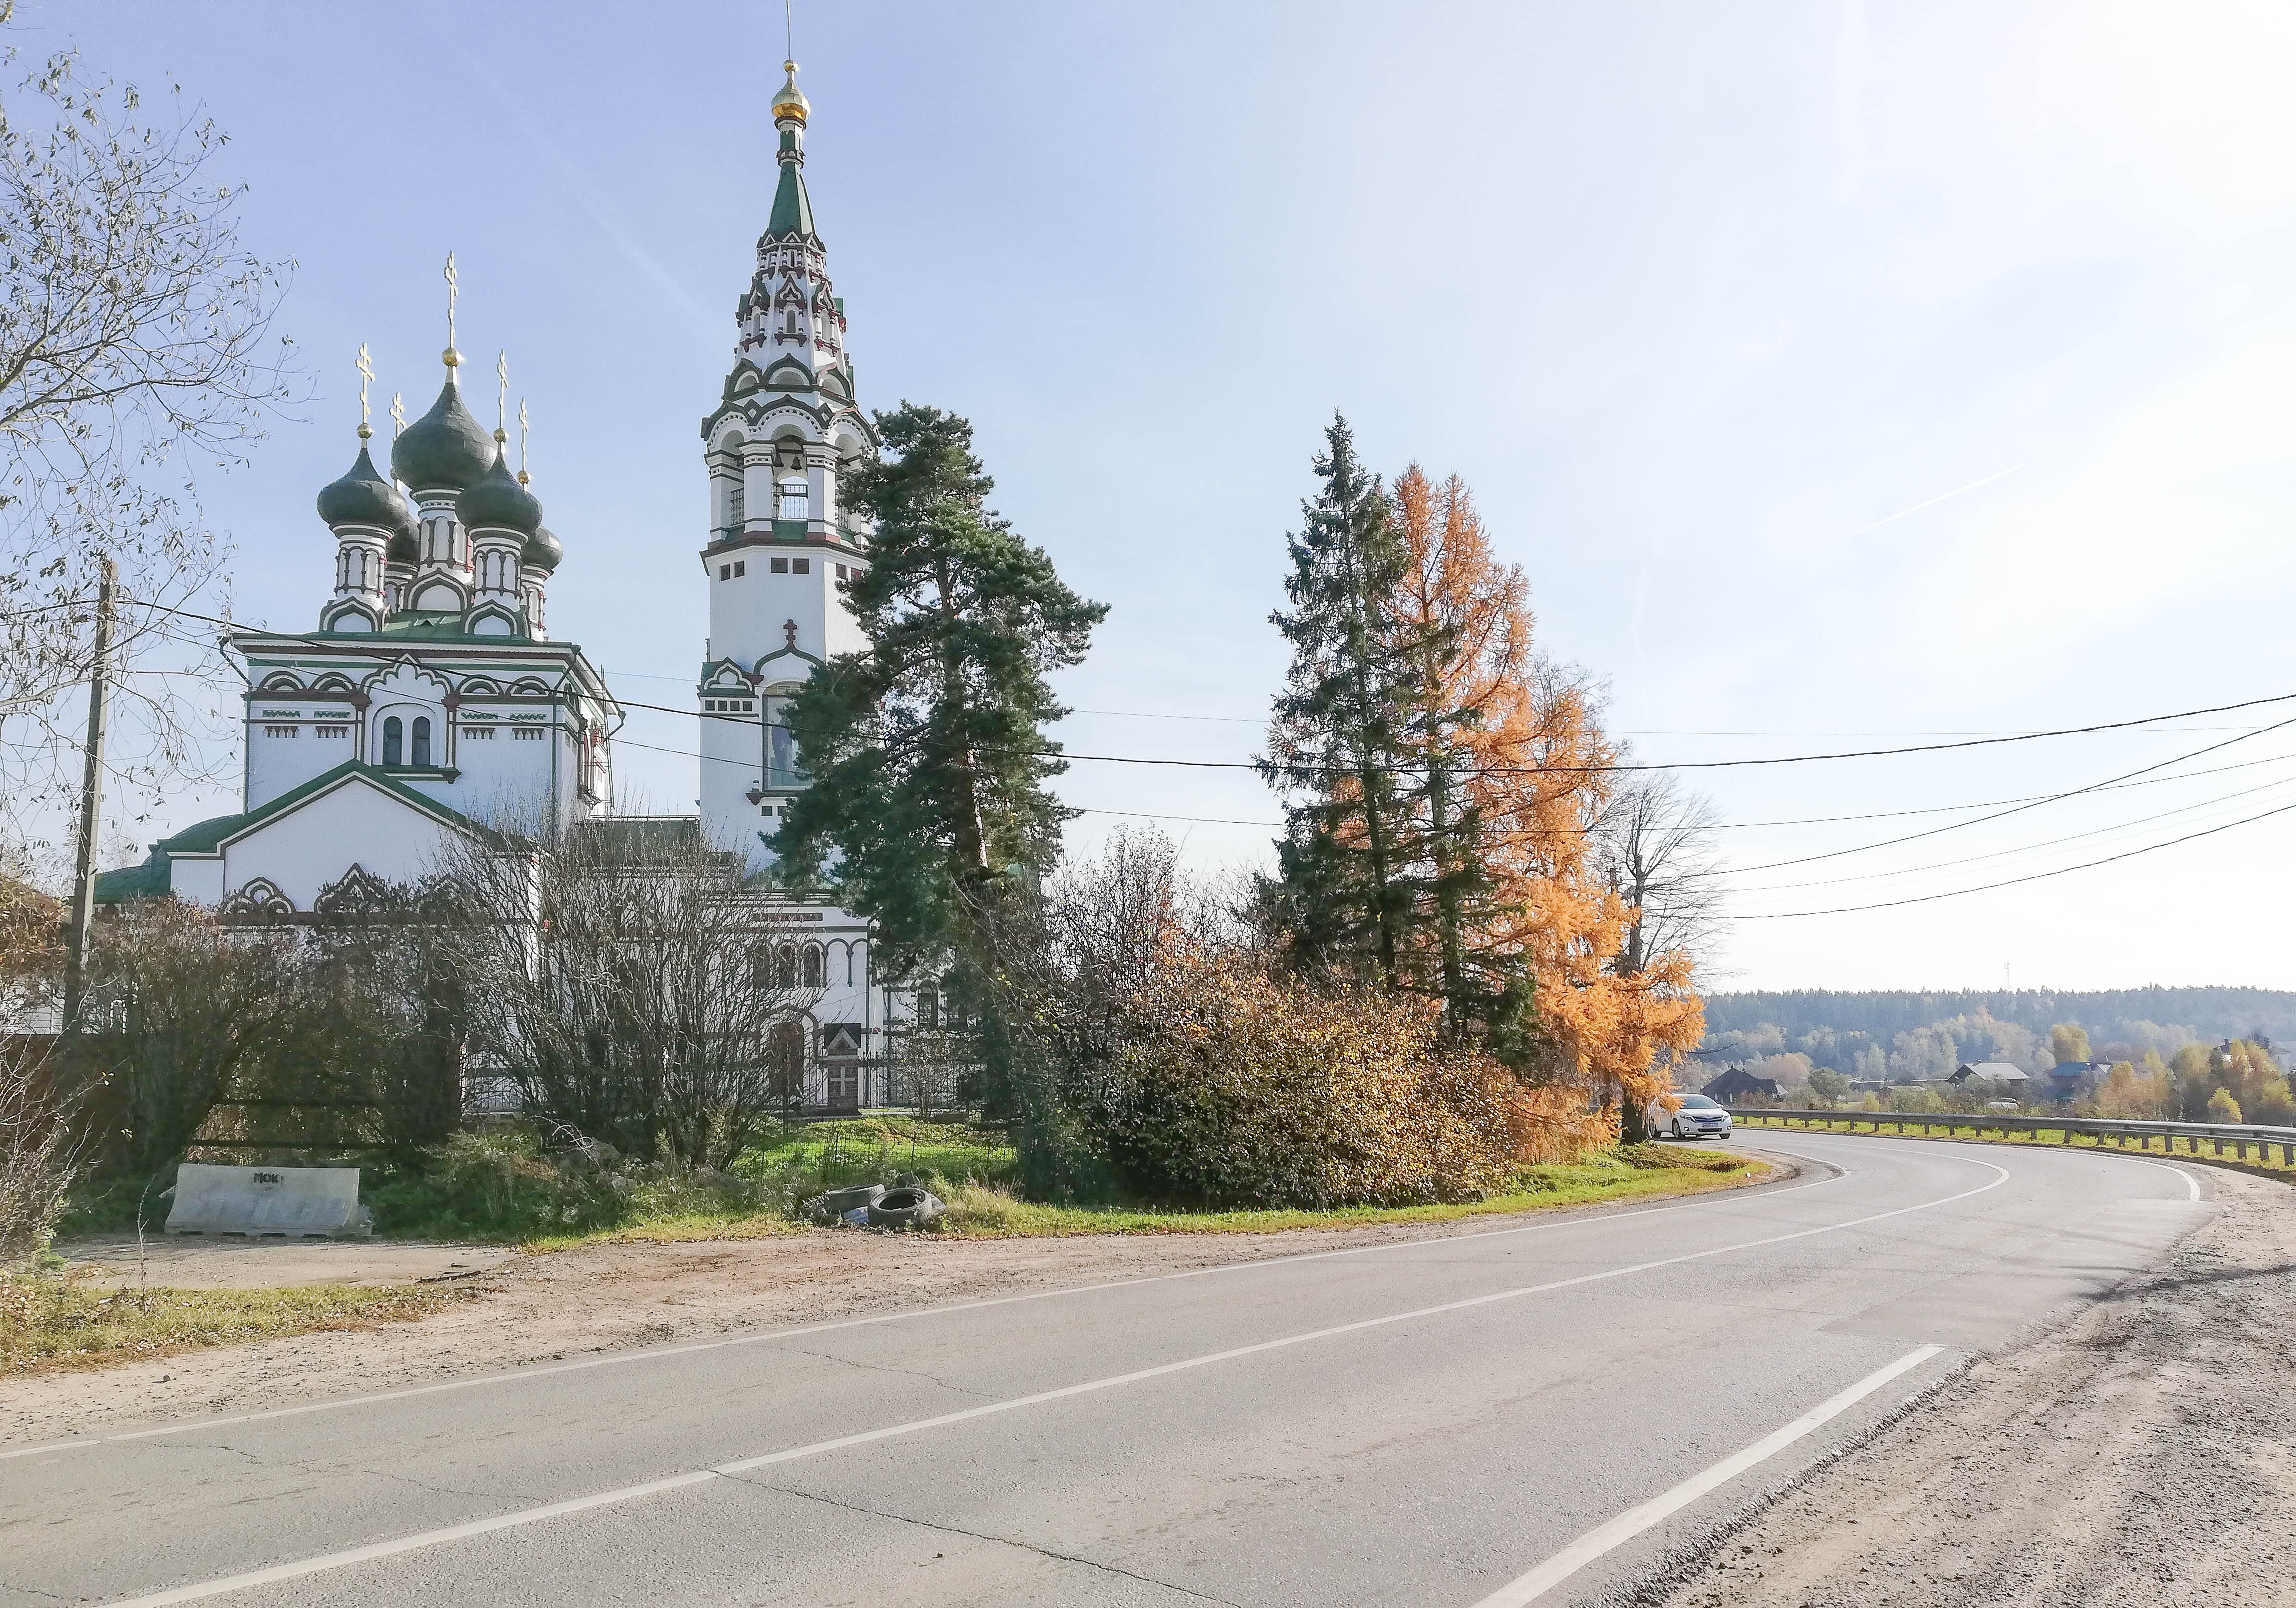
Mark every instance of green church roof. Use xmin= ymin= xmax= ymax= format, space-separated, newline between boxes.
xmin=768 ymin=128 xmax=816 ymax=238
xmin=92 ymin=761 xmax=516 ymax=902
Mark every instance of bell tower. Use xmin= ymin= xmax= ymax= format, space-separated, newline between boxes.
xmin=697 ymin=59 xmax=876 ymax=867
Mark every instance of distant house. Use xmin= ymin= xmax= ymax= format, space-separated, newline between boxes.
xmin=2046 ymin=1061 xmax=2095 ymax=1099
xmin=1949 ymin=1061 xmax=2032 ymax=1086
xmin=1702 ymin=1066 xmax=1783 ymax=1103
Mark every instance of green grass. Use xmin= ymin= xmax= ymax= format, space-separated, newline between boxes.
xmin=744 ymin=1112 xmax=1020 ymax=1194
xmin=1730 ymin=1112 xmax=2296 ymax=1181
xmin=880 ymin=1145 xmax=1766 ymax=1239
xmin=0 ymin=1274 xmax=450 ymax=1374
xmin=535 ymin=1139 xmax=1767 ymax=1248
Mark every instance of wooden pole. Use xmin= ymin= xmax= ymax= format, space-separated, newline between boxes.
xmin=62 ymin=556 xmax=116 ymax=1032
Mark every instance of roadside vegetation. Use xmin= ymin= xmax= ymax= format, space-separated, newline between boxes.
xmin=1731 ymin=1029 xmax=2292 ymax=1126
xmin=511 ymin=1132 xmax=1763 ymax=1248
xmin=1 ymin=1272 xmax=444 ymax=1375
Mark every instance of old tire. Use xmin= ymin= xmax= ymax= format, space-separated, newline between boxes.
xmin=811 ymin=1183 xmax=886 ymax=1224
xmin=866 ymin=1187 xmax=944 ymax=1229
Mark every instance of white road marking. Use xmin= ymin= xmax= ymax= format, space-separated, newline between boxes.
xmin=1464 ymin=1343 xmax=1946 ymax=1607
xmin=2128 ymin=1157 xmax=2204 ymax=1200
xmin=1759 ymin=1123 xmax=2215 ymax=1203
xmin=4 ymin=1159 xmax=1851 ymax=1463
xmin=90 ymin=1162 xmax=2005 ymax=1607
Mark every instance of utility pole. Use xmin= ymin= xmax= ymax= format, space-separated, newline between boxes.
xmin=62 ymin=556 xmax=116 ymax=1032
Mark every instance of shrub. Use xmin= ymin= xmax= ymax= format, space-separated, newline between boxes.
xmin=1065 ymin=939 xmax=1602 ymax=1209
xmin=1 ymin=1044 xmax=82 ymax=1271
xmin=2206 ymin=1086 xmax=2243 ymax=1125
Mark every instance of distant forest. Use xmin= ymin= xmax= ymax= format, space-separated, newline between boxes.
xmin=1700 ymin=987 xmax=2296 ymax=1082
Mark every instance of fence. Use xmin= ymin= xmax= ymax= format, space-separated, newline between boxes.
xmin=1729 ymin=1107 xmax=2296 ymax=1165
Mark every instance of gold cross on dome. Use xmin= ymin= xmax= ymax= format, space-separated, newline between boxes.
xmin=496 ymin=349 xmax=509 ymax=433
xmin=518 ymin=398 xmax=531 ymax=482
xmin=389 ymin=392 xmax=406 ymax=436
xmin=444 ymin=253 xmax=459 ymax=348
xmin=355 ymin=343 xmax=374 ymax=432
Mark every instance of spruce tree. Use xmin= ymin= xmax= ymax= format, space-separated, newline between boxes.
xmin=775 ymin=404 xmax=1105 ymax=1128
xmin=1262 ymin=415 xmax=1423 ymax=986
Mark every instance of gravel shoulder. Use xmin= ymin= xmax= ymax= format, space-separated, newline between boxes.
xmin=1635 ymin=1165 xmax=2296 ymax=1608
xmin=4 ymin=1158 xmax=1786 ymax=1446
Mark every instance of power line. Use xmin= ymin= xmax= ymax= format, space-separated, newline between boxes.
xmin=124 ymin=594 xmax=2296 ymax=780
xmin=1727 ymin=773 xmax=2296 ymax=894
xmin=1716 ymin=714 xmax=2296 ymax=876
xmin=1734 ymin=800 xmax=2296 ymax=920
xmin=610 ymin=735 xmax=1282 ymax=828
xmin=1053 ymin=705 xmax=2265 ymax=738
xmin=610 ymin=688 xmax=2296 ymax=780
xmin=1710 ymin=750 xmax=2296 ymax=827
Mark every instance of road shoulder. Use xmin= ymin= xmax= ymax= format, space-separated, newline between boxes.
xmin=1630 ymin=1165 xmax=2295 ymax=1608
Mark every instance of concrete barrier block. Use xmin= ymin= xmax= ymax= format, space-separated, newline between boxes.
xmin=164 ymin=1163 xmax=370 ymax=1238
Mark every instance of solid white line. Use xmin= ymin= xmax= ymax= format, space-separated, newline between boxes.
xmin=2133 ymin=1157 xmax=2204 ymax=1201
xmin=4 ymin=1158 xmax=1851 ymax=1463
xmin=1463 ymin=1343 xmax=1946 ymax=1607
xmin=91 ymin=1160 xmax=2003 ymax=1608
xmin=1758 ymin=1123 xmax=2211 ymax=1203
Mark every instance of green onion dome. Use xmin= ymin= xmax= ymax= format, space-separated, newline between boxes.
xmin=456 ymin=445 xmax=542 ymax=537
xmin=391 ymin=376 xmax=496 ymax=494
xmin=523 ymin=522 xmax=562 ymax=576
xmin=317 ymin=441 xmax=417 ymax=543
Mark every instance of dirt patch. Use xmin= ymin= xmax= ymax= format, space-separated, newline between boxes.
xmin=1635 ymin=1167 xmax=2296 ymax=1608
xmin=2 ymin=1159 xmax=1785 ymax=1446
xmin=55 ymin=1236 xmax=515 ymax=1290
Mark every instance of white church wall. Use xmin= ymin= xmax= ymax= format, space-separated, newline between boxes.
xmin=169 ymin=856 xmax=227 ymax=906
xmin=215 ymin=779 xmax=469 ymax=911
xmin=245 ymin=701 xmax=346 ymax=810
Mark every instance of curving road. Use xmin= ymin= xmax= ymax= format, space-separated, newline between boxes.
xmin=0 ymin=1136 xmax=2215 ymax=1608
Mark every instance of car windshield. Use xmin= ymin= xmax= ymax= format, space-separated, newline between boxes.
xmin=1679 ymin=1096 xmax=1719 ymax=1109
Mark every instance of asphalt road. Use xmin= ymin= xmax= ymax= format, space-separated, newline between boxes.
xmin=0 ymin=1135 xmax=2215 ymax=1608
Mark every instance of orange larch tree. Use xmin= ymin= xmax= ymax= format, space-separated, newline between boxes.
xmin=1387 ymin=466 xmax=1703 ymax=1118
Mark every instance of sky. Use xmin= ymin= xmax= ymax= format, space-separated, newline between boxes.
xmin=18 ymin=0 xmax=2296 ymax=993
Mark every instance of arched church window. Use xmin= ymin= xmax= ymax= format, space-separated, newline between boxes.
xmin=382 ymin=716 xmax=403 ymax=766
xmin=767 ymin=1020 xmax=803 ymax=1103
xmin=775 ymin=943 xmax=798 ymax=988
xmin=802 ymin=944 xmax=824 ymax=990
xmin=411 ymin=716 xmax=432 ymax=768
xmin=765 ymin=696 xmax=806 ymax=789
xmin=778 ymin=476 xmax=809 ymax=521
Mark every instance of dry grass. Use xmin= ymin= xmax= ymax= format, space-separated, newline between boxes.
xmin=0 ymin=1272 xmax=450 ymax=1374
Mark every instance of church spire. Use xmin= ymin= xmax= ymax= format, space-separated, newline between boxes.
xmin=767 ymin=60 xmax=816 ymax=240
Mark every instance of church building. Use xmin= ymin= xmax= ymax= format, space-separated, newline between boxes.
xmin=96 ymin=61 xmax=910 ymax=1111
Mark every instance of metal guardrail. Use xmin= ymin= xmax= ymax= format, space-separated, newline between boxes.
xmin=1727 ymin=1107 xmax=2296 ymax=1165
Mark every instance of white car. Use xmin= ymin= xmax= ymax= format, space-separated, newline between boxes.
xmin=1651 ymin=1094 xmax=1733 ymax=1141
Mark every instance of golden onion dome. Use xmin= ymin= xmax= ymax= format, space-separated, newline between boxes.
xmin=771 ymin=60 xmax=809 ymax=125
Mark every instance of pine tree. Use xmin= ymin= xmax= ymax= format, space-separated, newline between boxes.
xmin=1262 ymin=416 xmax=1421 ymax=986
xmin=776 ymin=404 xmax=1106 ymax=1003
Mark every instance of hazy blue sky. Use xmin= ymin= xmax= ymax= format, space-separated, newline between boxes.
xmin=24 ymin=1 xmax=2296 ymax=993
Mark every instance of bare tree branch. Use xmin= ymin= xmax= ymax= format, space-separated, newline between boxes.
xmin=1595 ymin=767 xmax=1726 ymax=979
xmin=0 ymin=45 xmax=298 ymax=876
